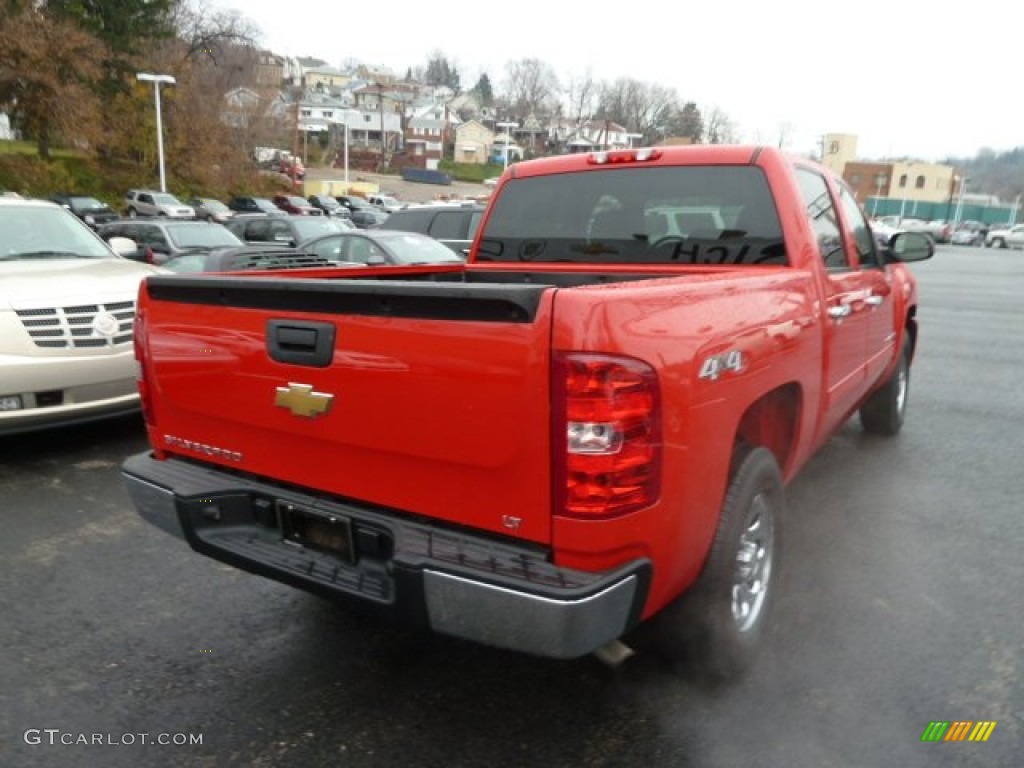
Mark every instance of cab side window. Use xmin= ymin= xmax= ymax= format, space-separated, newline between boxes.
xmin=429 ymin=212 xmax=468 ymax=240
xmin=246 ymin=219 xmax=271 ymax=242
xmin=795 ymin=168 xmax=850 ymax=270
xmin=267 ymin=219 xmax=292 ymax=243
xmin=137 ymin=225 xmax=167 ymax=248
xmin=837 ymin=183 xmax=881 ymax=268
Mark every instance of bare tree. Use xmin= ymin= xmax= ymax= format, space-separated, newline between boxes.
xmin=596 ymin=78 xmax=677 ymax=144
xmin=776 ymin=121 xmax=794 ymax=149
xmin=563 ymin=70 xmax=600 ymax=128
xmin=170 ymin=1 xmax=259 ymax=67
xmin=704 ymin=106 xmax=738 ymax=144
xmin=503 ymin=58 xmax=559 ymax=118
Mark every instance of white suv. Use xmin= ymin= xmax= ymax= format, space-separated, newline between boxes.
xmin=984 ymin=223 xmax=1024 ymax=249
xmin=0 ymin=197 xmax=163 ymax=436
xmin=124 ymin=189 xmax=195 ymax=219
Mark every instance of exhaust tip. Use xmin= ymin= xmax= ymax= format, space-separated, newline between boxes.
xmin=592 ymin=639 xmax=635 ymax=669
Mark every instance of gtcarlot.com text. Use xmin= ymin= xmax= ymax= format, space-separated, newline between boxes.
xmin=24 ymin=729 xmax=203 ymax=746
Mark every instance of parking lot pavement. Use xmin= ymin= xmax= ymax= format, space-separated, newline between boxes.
xmin=3 ymin=245 xmax=1020 ymax=768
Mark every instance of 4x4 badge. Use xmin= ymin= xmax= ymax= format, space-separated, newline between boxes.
xmin=274 ymin=383 xmax=334 ymax=418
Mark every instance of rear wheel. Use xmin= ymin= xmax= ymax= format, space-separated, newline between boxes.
xmin=654 ymin=445 xmax=783 ymax=682
xmin=127 ymin=207 xmax=137 ymax=218
xmin=859 ymin=336 xmax=911 ymax=435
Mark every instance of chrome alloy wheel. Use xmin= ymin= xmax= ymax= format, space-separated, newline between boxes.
xmin=732 ymin=492 xmax=774 ymax=633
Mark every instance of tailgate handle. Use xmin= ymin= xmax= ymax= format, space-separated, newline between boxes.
xmin=267 ymin=320 xmax=335 ymax=367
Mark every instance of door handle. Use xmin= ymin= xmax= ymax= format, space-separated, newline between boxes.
xmin=828 ymin=305 xmax=852 ymax=319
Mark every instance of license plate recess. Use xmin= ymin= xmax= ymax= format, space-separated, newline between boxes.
xmin=276 ymin=500 xmax=354 ymax=563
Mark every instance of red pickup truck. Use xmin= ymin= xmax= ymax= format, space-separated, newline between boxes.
xmin=122 ymin=145 xmax=933 ymax=679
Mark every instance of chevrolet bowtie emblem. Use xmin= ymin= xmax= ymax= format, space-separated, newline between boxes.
xmin=274 ymin=383 xmax=334 ymax=418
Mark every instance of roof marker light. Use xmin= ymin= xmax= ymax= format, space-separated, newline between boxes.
xmin=587 ymin=148 xmax=663 ymax=166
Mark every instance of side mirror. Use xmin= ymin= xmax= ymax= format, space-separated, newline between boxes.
xmin=108 ymin=236 xmax=138 ymax=258
xmin=887 ymin=231 xmax=934 ymax=263
xmin=366 ymin=255 xmax=387 ymax=266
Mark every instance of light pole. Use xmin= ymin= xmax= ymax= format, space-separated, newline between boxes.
xmin=340 ymin=109 xmax=360 ymax=190
xmin=136 ymin=73 xmax=175 ymax=192
xmin=953 ymin=176 xmax=969 ymax=230
xmin=946 ymin=173 xmax=959 ymax=223
xmin=871 ymin=173 xmax=887 ymax=217
xmin=496 ymin=121 xmax=518 ymax=170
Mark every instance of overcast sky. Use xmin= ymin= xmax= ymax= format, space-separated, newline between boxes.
xmin=210 ymin=0 xmax=1020 ymax=162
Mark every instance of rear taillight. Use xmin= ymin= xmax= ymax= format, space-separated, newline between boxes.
xmin=133 ymin=305 xmax=155 ymax=427
xmin=552 ymin=353 xmax=661 ymax=518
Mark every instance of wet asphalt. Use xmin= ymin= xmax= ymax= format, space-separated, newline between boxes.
xmin=1 ymin=245 xmax=1020 ymax=768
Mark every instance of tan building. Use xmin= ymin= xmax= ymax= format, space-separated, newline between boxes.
xmin=821 ymin=133 xmax=858 ymax=175
xmin=843 ymin=161 xmax=957 ymax=208
xmin=888 ymin=161 xmax=957 ymax=204
xmin=454 ymin=120 xmax=494 ymax=165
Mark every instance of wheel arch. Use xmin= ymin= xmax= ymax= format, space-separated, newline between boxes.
xmin=733 ymin=382 xmax=802 ymax=479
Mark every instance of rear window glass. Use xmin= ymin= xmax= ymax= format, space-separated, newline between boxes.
xmin=477 ymin=165 xmax=785 ymax=266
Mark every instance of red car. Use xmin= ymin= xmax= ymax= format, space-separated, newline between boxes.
xmin=272 ymin=195 xmax=321 ymax=216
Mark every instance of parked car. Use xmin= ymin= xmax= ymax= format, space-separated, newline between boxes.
xmin=348 ymin=208 xmax=389 ymax=229
xmin=0 ymin=197 xmax=162 ymax=436
xmin=896 ymin=218 xmax=951 ymax=244
xmin=49 ymin=194 xmax=120 ymax=230
xmin=124 ymin=189 xmax=196 ymax=219
xmin=227 ymin=196 xmax=287 ymax=216
xmin=187 ymin=197 xmax=235 ymax=223
xmin=869 ymin=218 xmax=905 ymax=248
xmin=984 ymin=223 xmax=1024 ymax=249
xmin=950 ymin=229 xmax=982 ymax=246
xmin=951 ymin=222 xmax=985 ymax=246
xmin=273 ymin=194 xmax=323 ymax=216
xmin=161 ymin=246 xmax=362 ymax=274
xmin=334 ymin=194 xmax=375 ymax=214
xmin=298 ymin=230 xmax=465 ymax=266
xmin=307 ymin=194 xmax=351 ymax=219
xmin=367 ymin=194 xmax=403 ymax=213
xmin=383 ymin=201 xmax=485 ymax=254
xmin=223 ymin=213 xmax=352 ymax=246
xmin=97 ymin=219 xmax=245 ymax=265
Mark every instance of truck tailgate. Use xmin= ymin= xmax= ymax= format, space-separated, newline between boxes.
xmin=141 ymin=276 xmax=555 ymax=544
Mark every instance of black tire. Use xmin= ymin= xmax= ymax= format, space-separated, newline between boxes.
xmin=653 ymin=445 xmax=783 ymax=683
xmin=859 ymin=336 xmax=911 ymax=436
xmin=992 ymin=237 xmax=1006 ymax=249
xmin=127 ymin=208 xmax=137 ymax=218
